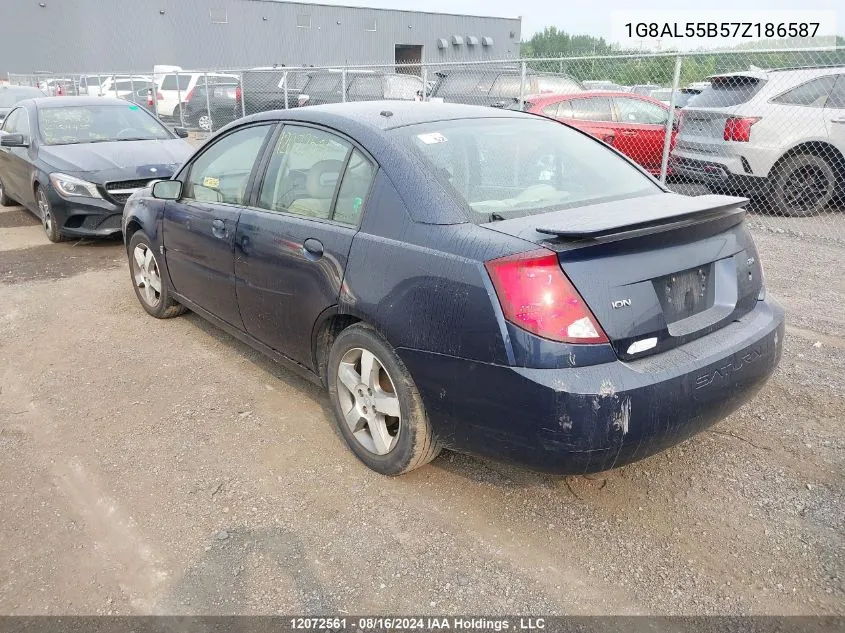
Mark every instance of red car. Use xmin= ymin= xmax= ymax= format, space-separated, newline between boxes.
xmin=521 ymin=91 xmax=677 ymax=176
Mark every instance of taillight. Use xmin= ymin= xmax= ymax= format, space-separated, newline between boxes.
xmin=235 ymin=86 xmax=242 ymax=101
xmin=184 ymin=88 xmax=195 ymax=103
xmin=723 ymin=116 xmax=760 ymax=142
xmin=298 ymin=94 xmax=310 ymax=107
xmin=485 ymin=249 xmax=608 ymax=344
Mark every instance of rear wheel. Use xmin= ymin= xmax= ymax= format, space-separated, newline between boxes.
xmin=195 ymin=113 xmax=212 ymax=132
xmin=37 ymin=185 xmax=66 ymax=243
xmin=0 ymin=175 xmax=14 ymax=206
xmin=128 ymin=231 xmax=186 ymax=319
xmin=327 ymin=324 xmax=441 ymax=475
xmin=771 ymin=154 xmax=836 ymax=217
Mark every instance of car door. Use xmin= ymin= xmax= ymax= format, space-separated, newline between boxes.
xmin=824 ymin=74 xmax=845 ymax=161
xmin=612 ymin=96 xmax=671 ymax=173
xmin=163 ymin=123 xmax=275 ymax=328
xmin=557 ymin=97 xmax=618 ymax=144
xmin=235 ymin=124 xmax=377 ymax=368
xmin=0 ymin=106 xmax=33 ymax=200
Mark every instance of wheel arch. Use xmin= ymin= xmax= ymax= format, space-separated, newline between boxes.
xmin=771 ymin=140 xmax=845 ymax=181
xmin=311 ymin=308 xmax=365 ymax=386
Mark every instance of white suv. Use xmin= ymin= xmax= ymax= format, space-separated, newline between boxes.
xmin=671 ymin=67 xmax=845 ymax=216
xmin=156 ymin=71 xmax=239 ymax=119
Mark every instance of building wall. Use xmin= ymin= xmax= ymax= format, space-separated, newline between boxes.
xmin=2 ymin=0 xmax=521 ymax=73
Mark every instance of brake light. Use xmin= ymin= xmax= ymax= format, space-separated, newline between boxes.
xmin=235 ymin=86 xmax=242 ymax=101
xmin=723 ymin=116 xmax=760 ymax=142
xmin=298 ymin=94 xmax=310 ymax=107
xmin=485 ymin=249 xmax=608 ymax=344
xmin=184 ymin=88 xmax=195 ymax=103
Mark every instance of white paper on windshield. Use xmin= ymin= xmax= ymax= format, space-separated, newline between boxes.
xmin=417 ymin=132 xmax=448 ymax=145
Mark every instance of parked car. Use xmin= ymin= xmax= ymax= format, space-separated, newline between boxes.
xmin=156 ymin=71 xmax=239 ymax=119
xmin=520 ymin=91 xmax=676 ymax=175
xmin=236 ymin=67 xmax=310 ymax=116
xmin=671 ymin=67 xmax=845 ymax=216
xmin=183 ymin=79 xmax=239 ymax=131
xmin=297 ymin=71 xmax=425 ymax=107
xmin=122 ymin=101 xmax=783 ymax=476
xmin=429 ymin=69 xmax=583 ymax=107
xmin=649 ymin=87 xmax=702 ymax=108
xmin=629 ymin=83 xmax=661 ymax=96
xmin=120 ymin=85 xmax=162 ymax=114
xmin=0 ymin=97 xmax=193 ymax=242
xmin=79 ymin=75 xmax=152 ymax=97
xmin=0 ymin=85 xmax=45 ymax=121
xmin=582 ymin=80 xmax=625 ymax=92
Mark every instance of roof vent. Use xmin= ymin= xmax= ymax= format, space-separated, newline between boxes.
xmin=466 ymin=35 xmax=479 ymax=46
xmin=481 ymin=36 xmax=494 ymax=47
xmin=436 ymin=38 xmax=448 ymax=49
xmin=452 ymin=35 xmax=464 ymax=46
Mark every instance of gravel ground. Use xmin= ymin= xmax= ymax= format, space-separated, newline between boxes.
xmin=0 ymin=201 xmax=842 ymax=616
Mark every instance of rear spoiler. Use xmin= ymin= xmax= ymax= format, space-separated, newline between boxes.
xmin=535 ymin=194 xmax=748 ymax=239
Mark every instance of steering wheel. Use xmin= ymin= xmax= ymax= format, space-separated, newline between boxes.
xmin=115 ymin=128 xmax=136 ymax=139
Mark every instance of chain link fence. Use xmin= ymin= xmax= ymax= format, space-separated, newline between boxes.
xmin=8 ymin=47 xmax=845 ymax=242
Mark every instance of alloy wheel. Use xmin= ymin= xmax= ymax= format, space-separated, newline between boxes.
xmin=336 ymin=347 xmax=402 ymax=455
xmin=782 ymin=165 xmax=829 ymax=213
xmin=198 ymin=115 xmax=212 ymax=132
xmin=132 ymin=243 xmax=163 ymax=308
xmin=37 ymin=189 xmax=52 ymax=234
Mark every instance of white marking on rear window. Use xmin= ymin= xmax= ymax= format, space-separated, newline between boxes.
xmin=417 ymin=132 xmax=448 ymax=144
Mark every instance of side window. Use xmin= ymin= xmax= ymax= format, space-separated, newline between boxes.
xmin=541 ymin=103 xmax=559 ymax=118
xmin=615 ymin=98 xmax=668 ymax=124
xmin=823 ymin=74 xmax=845 ymax=108
xmin=555 ymin=100 xmax=574 ymax=119
xmin=334 ymin=149 xmax=376 ymax=225
xmin=184 ymin=124 xmax=272 ymax=204
xmin=569 ymin=98 xmax=613 ymax=122
xmin=258 ymin=125 xmax=351 ymax=219
xmin=348 ymin=76 xmax=383 ymax=100
xmin=1 ymin=108 xmax=21 ymax=133
xmin=160 ymin=75 xmax=178 ymax=91
xmin=771 ymin=76 xmax=836 ymax=107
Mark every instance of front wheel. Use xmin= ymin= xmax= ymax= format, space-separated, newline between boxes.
xmin=770 ymin=154 xmax=837 ymax=217
xmin=0 ymin=175 xmax=14 ymax=206
xmin=36 ymin=185 xmax=66 ymax=243
xmin=327 ymin=324 xmax=441 ymax=475
xmin=128 ymin=231 xmax=186 ymax=319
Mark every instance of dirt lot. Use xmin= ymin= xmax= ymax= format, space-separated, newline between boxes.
xmin=0 ymin=200 xmax=842 ymax=616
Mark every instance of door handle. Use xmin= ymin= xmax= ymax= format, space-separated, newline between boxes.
xmin=211 ymin=218 xmax=227 ymax=238
xmin=303 ymin=238 xmax=324 ymax=258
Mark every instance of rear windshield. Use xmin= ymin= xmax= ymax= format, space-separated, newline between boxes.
xmin=303 ymin=74 xmax=342 ymax=93
xmin=391 ymin=117 xmax=660 ymax=223
xmin=435 ymin=72 xmax=498 ymax=96
xmin=686 ymin=76 xmax=765 ymax=107
xmin=535 ymin=74 xmax=583 ymax=93
xmin=160 ymin=74 xmax=192 ymax=91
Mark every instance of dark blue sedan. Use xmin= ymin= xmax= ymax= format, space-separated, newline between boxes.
xmin=122 ymin=101 xmax=784 ymax=476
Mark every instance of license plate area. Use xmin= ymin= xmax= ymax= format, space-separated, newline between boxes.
xmin=655 ymin=264 xmax=715 ymax=323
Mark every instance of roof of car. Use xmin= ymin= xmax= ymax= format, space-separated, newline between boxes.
xmin=31 ymin=96 xmax=132 ymax=108
xmin=525 ymin=90 xmax=666 ymax=105
xmin=242 ymin=100 xmax=528 ymax=131
xmin=709 ymin=66 xmax=845 ymax=80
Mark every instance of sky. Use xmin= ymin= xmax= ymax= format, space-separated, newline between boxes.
xmin=314 ymin=0 xmax=841 ymax=48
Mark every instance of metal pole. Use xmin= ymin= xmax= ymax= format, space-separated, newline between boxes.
xmin=518 ymin=60 xmax=526 ymax=109
xmin=283 ymin=70 xmax=289 ymax=109
xmin=129 ymin=72 xmax=135 ymax=102
xmin=239 ymin=70 xmax=246 ymax=118
xmin=203 ymin=72 xmax=213 ymax=134
xmin=175 ymin=70 xmax=184 ymax=127
xmin=152 ymin=65 xmax=160 ymax=118
xmin=97 ymin=73 xmax=103 ymax=96
xmin=341 ymin=66 xmax=347 ymax=103
xmin=659 ymin=55 xmax=683 ymax=184
xmin=111 ymin=73 xmax=116 ymax=98
xmin=421 ymin=66 xmax=428 ymax=102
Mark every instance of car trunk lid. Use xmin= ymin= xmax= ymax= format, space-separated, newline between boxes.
xmin=484 ymin=193 xmax=764 ymax=360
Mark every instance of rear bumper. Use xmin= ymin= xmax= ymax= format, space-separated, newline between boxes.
xmin=398 ymin=298 xmax=784 ymax=474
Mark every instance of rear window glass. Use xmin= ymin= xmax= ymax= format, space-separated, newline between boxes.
xmin=303 ymin=74 xmax=342 ymax=94
xmin=391 ymin=117 xmax=659 ymax=223
xmin=535 ymin=75 xmax=582 ymax=93
xmin=0 ymin=87 xmax=43 ymax=106
xmin=160 ymin=74 xmax=192 ymax=91
xmin=687 ymin=76 xmax=765 ymax=107
xmin=435 ymin=72 xmax=497 ymax=96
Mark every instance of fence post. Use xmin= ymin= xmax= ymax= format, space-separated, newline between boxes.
xmin=152 ymin=66 xmax=160 ymax=118
xmin=240 ymin=70 xmax=246 ymax=117
xmin=175 ymin=70 xmax=185 ymax=127
xmin=283 ymin=70 xmax=289 ymax=109
xmin=203 ymin=72 xmax=213 ymax=134
xmin=341 ymin=66 xmax=347 ymax=103
xmin=518 ymin=60 xmax=527 ymax=109
xmin=421 ymin=66 xmax=428 ymax=101
xmin=97 ymin=73 xmax=103 ymax=96
xmin=129 ymin=71 xmax=135 ymax=103
xmin=659 ymin=55 xmax=683 ymax=184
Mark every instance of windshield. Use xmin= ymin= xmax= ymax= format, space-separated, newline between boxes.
xmin=0 ymin=88 xmax=43 ymax=106
xmin=38 ymin=104 xmax=173 ymax=145
xmin=392 ymin=117 xmax=660 ymax=222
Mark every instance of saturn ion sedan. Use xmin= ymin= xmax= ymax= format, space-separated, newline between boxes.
xmin=0 ymin=97 xmax=192 ymax=242
xmin=122 ymin=101 xmax=784 ymax=476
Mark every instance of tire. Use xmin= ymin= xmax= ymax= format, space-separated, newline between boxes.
xmin=36 ymin=184 xmax=67 ymax=243
xmin=327 ymin=323 xmax=441 ymax=475
xmin=770 ymin=154 xmax=836 ymax=217
xmin=127 ymin=230 xmax=186 ymax=319
xmin=0 ymin=175 xmax=14 ymax=206
xmin=194 ymin=112 xmax=212 ymax=132
xmin=172 ymin=104 xmax=185 ymax=125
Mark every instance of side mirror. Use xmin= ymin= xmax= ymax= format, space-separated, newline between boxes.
xmin=152 ymin=180 xmax=183 ymax=200
xmin=173 ymin=127 xmax=189 ymax=139
xmin=0 ymin=133 xmax=29 ymax=148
